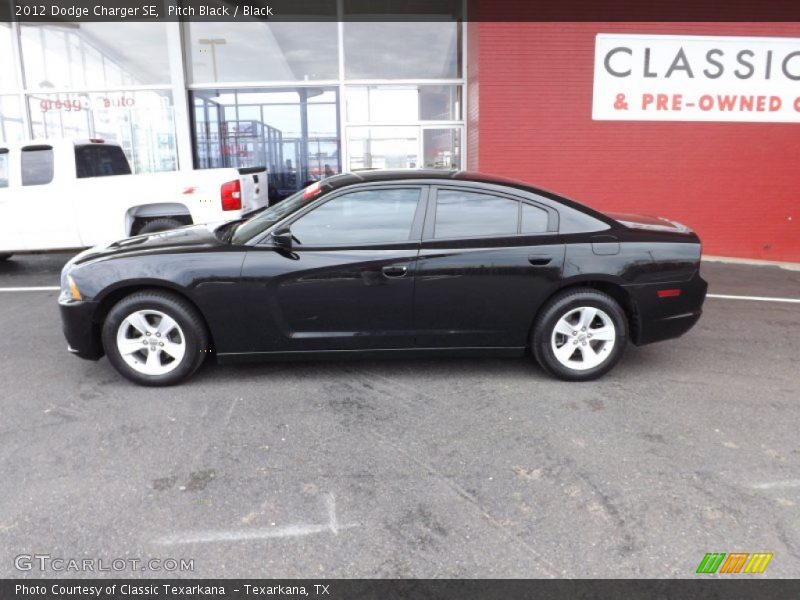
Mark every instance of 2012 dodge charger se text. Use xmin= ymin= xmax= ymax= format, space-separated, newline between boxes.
xmin=58 ymin=171 xmax=707 ymax=386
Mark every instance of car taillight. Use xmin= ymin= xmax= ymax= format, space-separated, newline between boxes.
xmin=221 ymin=180 xmax=242 ymax=211
xmin=657 ymin=288 xmax=681 ymax=298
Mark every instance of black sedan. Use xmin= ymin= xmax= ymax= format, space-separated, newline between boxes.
xmin=59 ymin=170 xmax=707 ymax=386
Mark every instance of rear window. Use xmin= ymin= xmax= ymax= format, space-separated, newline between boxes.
xmin=21 ymin=146 xmax=54 ymax=186
xmin=434 ymin=190 xmax=519 ymax=239
xmin=521 ymin=203 xmax=549 ymax=233
xmin=75 ymin=144 xmax=131 ymax=178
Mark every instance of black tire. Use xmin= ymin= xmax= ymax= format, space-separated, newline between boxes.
xmin=531 ymin=288 xmax=628 ymax=381
xmin=137 ymin=218 xmax=184 ymax=235
xmin=0 ymin=254 xmax=12 ymax=261
xmin=101 ymin=290 xmax=209 ymax=386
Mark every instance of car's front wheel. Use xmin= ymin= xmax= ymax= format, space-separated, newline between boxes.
xmin=532 ymin=288 xmax=627 ymax=381
xmin=102 ymin=290 xmax=209 ymax=386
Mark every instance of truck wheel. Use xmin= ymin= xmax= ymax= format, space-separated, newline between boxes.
xmin=0 ymin=254 xmax=12 ymax=261
xmin=102 ymin=290 xmax=209 ymax=386
xmin=137 ymin=218 xmax=184 ymax=235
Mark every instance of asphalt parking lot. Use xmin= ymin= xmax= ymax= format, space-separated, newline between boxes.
xmin=0 ymin=253 xmax=798 ymax=578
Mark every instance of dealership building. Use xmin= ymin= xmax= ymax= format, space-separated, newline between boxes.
xmin=1 ymin=11 xmax=798 ymax=261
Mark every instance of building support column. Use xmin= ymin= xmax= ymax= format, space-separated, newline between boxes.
xmin=166 ymin=15 xmax=194 ymax=171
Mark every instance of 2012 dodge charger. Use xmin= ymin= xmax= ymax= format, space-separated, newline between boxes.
xmin=59 ymin=170 xmax=707 ymax=386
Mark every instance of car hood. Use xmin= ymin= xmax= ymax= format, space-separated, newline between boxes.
xmin=70 ymin=223 xmax=227 ymax=266
xmin=607 ymin=212 xmax=693 ymax=234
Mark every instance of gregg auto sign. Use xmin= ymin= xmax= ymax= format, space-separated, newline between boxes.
xmin=592 ymin=34 xmax=800 ymax=122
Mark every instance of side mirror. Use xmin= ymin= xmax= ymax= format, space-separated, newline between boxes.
xmin=272 ymin=228 xmax=293 ymax=251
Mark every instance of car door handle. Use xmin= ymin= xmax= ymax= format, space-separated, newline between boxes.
xmin=528 ymin=255 xmax=552 ymax=266
xmin=382 ymin=265 xmax=408 ymax=278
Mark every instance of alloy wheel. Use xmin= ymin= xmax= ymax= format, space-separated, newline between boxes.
xmin=116 ymin=309 xmax=186 ymax=376
xmin=550 ymin=306 xmax=616 ymax=371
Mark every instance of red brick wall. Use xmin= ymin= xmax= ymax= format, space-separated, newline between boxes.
xmin=467 ymin=22 xmax=800 ymax=262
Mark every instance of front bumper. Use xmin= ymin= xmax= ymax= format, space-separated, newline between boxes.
xmin=626 ymin=272 xmax=708 ymax=346
xmin=59 ymin=299 xmax=104 ymax=360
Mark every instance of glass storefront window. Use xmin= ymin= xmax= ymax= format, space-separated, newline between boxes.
xmin=346 ymin=85 xmax=461 ymax=122
xmin=343 ymin=22 xmax=461 ymax=79
xmin=192 ymin=88 xmax=340 ymax=200
xmin=0 ymin=95 xmax=25 ymax=143
xmin=347 ymin=87 xmax=416 ymax=122
xmin=420 ymin=85 xmax=462 ymax=120
xmin=1 ymin=24 xmax=19 ymax=91
xmin=347 ymin=125 xmax=462 ymax=171
xmin=185 ymin=21 xmax=339 ymax=84
xmin=3 ymin=10 xmax=468 ymax=184
xmin=19 ymin=23 xmax=171 ymax=90
xmin=27 ymin=90 xmax=177 ymax=173
xmin=422 ymin=128 xmax=461 ymax=170
xmin=347 ymin=126 xmax=419 ymax=170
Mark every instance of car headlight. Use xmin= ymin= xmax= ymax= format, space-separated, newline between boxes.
xmin=59 ymin=271 xmax=82 ymax=302
xmin=68 ymin=275 xmax=82 ymax=301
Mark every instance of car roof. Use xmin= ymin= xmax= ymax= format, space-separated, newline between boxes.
xmin=344 ymin=169 xmax=526 ymax=185
xmin=323 ymin=169 xmax=557 ymax=196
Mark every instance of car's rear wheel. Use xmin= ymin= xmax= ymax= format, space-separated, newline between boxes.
xmin=532 ymin=288 xmax=627 ymax=381
xmin=102 ymin=290 xmax=208 ymax=386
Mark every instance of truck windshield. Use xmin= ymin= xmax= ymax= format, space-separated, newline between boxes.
xmin=231 ymin=185 xmax=325 ymax=245
xmin=75 ymin=144 xmax=132 ymax=178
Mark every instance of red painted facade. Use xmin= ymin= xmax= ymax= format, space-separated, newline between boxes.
xmin=466 ymin=22 xmax=800 ymax=262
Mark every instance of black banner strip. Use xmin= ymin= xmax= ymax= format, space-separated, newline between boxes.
xmin=1 ymin=0 xmax=800 ymax=23
xmin=3 ymin=579 xmax=800 ymax=600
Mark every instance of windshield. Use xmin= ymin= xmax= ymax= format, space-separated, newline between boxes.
xmin=231 ymin=186 xmax=322 ymax=244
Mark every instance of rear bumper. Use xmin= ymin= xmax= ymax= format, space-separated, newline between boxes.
xmin=59 ymin=299 xmax=104 ymax=360
xmin=625 ymin=272 xmax=708 ymax=345
xmin=637 ymin=309 xmax=703 ymax=345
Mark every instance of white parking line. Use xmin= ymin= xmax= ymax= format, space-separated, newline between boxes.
xmin=0 ymin=286 xmax=60 ymax=292
xmin=707 ymin=293 xmax=800 ymax=304
xmin=153 ymin=492 xmax=358 ymax=546
xmin=154 ymin=521 xmax=358 ymax=546
xmin=751 ymin=479 xmax=800 ymax=490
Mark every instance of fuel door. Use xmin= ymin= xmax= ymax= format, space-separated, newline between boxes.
xmin=591 ymin=234 xmax=620 ymax=255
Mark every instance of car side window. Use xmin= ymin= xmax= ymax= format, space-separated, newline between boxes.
xmin=521 ymin=202 xmax=549 ymax=233
xmin=0 ymin=149 xmax=8 ymax=188
xmin=291 ymin=187 xmax=421 ymax=246
xmin=434 ymin=189 xmax=519 ymax=239
xmin=21 ymin=146 xmax=54 ymax=186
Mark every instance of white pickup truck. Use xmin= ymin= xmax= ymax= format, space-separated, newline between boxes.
xmin=0 ymin=138 xmax=268 ymax=259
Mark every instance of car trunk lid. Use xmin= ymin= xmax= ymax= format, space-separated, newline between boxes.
xmin=608 ymin=212 xmax=693 ymax=234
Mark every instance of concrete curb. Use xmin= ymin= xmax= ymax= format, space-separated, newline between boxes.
xmin=702 ymin=255 xmax=800 ymax=272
